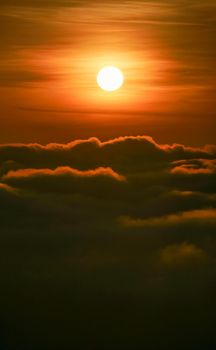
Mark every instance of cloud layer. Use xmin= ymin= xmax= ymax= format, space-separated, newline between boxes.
xmin=0 ymin=134 xmax=216 ymax=350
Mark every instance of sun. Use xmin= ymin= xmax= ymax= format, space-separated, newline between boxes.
xmin=97 ymin=66 xmax=124 ymax=92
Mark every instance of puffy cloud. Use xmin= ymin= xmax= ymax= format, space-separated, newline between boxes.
xmin=0 ymin=135 xmax=216 ymax=213
xmin=0 ymin=136 xmax=214 ymax=175
xmin=171 ymin=159 xmax=216 ymax=175
xmin=119 ymin=208 xmax=216 ymax=229
xmin=0 ymin=134 xmax=216 ymax=350
xmin=2 ymin=166 xmax=126 ymax=198
xmin=3 ymin=166 xmax=125 ymax=182
xmin=0 ymin=135 xmax=215 ymax=213
xmin=160 ymin=242 xmax=206 ymax=265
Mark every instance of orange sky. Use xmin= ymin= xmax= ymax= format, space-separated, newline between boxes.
xmin=0 ymin=0 xmax=216 ymax=145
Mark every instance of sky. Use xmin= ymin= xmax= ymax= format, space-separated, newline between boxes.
xmin=1 ymin=1 xmax=216 ymax=350
xmin=1 ymin=0 xmax=216 ymax=144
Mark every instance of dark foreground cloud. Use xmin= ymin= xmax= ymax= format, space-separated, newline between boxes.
xmin=0 ymin=135 xmax=216 ymax=350
xmin=0 ymin=135 xmax=215 ymax=173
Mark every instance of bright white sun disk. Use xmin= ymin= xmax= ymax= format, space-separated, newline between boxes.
xmin=97 ymin=66 xmax=124 ymax=92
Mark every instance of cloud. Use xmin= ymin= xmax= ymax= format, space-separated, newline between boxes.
xmin=0 ymin=182 xmax=13 ymax=191
xmin=160 ymin=242 xmax=206 ymax=265
xmin=119 ymin=208 xmax=216 ymax=229
xmin=171 ymin=159 xmax=216 ymax=175
xmin=0 ymin=134 xmax=216 ymax=350
xmin=3 ymin=166 xmax=125 ymax=182
xmin=0 ymin=136 xmax=214 ymax=174
xmin=2 ymin=166 xmax=126 ymax=196
xmin=0 ymin=135 xmax=216 ymax=210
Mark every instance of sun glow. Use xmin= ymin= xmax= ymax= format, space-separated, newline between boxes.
xmin=97 ymin=66 xmax=124 ymax=92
